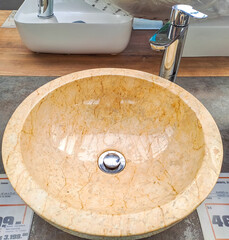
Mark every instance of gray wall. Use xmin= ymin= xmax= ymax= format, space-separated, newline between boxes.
xmin=0 ymin=0 xmax=24 ymax=10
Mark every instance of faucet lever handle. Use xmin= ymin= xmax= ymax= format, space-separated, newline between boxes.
xmin=170 ymin=5 xmax=208 ymax=26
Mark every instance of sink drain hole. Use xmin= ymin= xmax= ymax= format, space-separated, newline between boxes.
xmin=98 ymin=151 xmax=126 ymax=174
xmin=72 ymin=20 xmax=86 ymax=23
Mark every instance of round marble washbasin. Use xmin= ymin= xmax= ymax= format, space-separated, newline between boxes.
xmin=2 ymin=69 xmax=223 ymax=239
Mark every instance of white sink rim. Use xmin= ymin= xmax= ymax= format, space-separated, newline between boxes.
xmin=14 ymin=0 xmax=133 ymax=54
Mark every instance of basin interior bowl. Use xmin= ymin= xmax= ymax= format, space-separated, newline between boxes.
xmin=3 ymin=69 xmax=222 ymax=239
xmin=21 ymin=75 xmax=204 ymax=214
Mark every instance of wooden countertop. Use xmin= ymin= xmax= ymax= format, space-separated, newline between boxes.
xmin=1 ymin=10 xmax=229 ymax=77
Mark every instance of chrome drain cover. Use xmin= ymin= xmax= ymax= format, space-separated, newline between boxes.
xmin=98 ymin=151 xmax=126 ymax=174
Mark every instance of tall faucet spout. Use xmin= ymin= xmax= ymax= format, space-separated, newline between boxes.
xmin=150 ymin=23 xmax=188 ymax=82
xmin=149 ymin=5 xmax=207 ymax=82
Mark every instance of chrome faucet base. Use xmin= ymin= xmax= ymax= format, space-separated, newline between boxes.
xmin=38 ymin=0 xmax=54 ymax=18
xmin=38 ymin=14 xmax=54 ymax=19
xmin=150 ymin=5 xmax=207 ymax=82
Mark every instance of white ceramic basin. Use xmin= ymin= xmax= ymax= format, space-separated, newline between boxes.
xmin=14 ymin=0 xmax=133 ymax=54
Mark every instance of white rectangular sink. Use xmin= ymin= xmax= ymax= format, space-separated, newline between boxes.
xmin=14 ymin=0 xmax=133 ymax=54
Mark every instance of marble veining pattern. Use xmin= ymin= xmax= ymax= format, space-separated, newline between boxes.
xmin=2 ymin=69 xmax=223 ymax=239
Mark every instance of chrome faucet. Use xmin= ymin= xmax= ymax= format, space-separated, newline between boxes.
xmin=150 ymin=5 xmax=207 ymax=82
xmin=38 ymin=0 xmax=54 ymax=18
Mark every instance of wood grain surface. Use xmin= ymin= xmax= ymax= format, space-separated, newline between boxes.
xmin=1 ymin=10 xmax=229 ymax=77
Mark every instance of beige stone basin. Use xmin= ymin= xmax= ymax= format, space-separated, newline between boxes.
xmin=2 ymin=69 xmax=223 ymax=239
